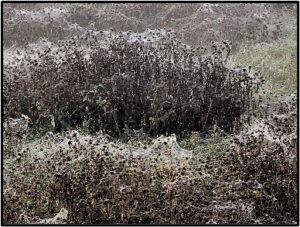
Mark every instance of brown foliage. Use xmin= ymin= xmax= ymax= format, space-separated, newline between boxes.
xmin=3 ymin=30 xmax=263 ymax=136
xmin=3 ymin=95 xmax=297 ymax=224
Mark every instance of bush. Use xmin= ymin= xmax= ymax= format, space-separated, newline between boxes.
xmin=4 ymin=30 xmax=263 ymax=136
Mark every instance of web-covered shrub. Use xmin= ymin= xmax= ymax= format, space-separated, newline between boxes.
xmin=3 ymin=30 xmax=263 ymax=136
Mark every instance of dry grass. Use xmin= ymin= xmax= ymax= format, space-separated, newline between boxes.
xmin=3 ymin=94 xmax=297 ymax=224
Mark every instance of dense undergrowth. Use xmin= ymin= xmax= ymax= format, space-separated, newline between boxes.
xmin=3 ymin=3 xmax=298 ymax=225
xmin=3 ymin=93 xmax=297 ymax=224
xmin=3 ymin=30 xmax=263 ymax=136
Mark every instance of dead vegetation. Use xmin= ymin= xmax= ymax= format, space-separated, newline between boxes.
xmin=3 ymin=94 xmax=297 ymax=224
xmin=2 ymin=3 xmax=298 ymax=225
xmin=3 ymin=28 xmax=263 ymax=136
